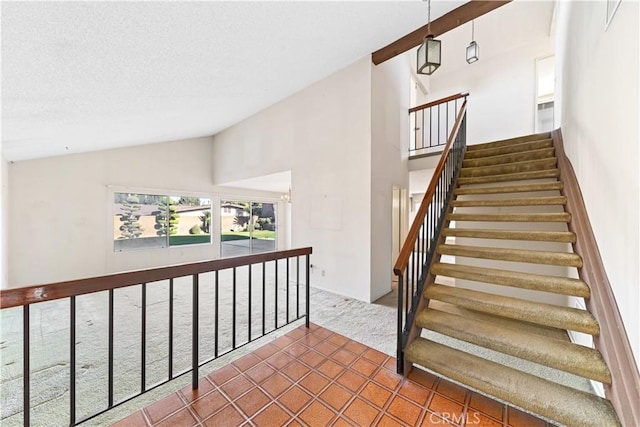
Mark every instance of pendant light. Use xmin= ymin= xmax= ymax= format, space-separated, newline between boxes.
xmin=466 ymin=20 xmax=479 ymax=64
xmin=417 ymin=0 xmax=441 ymax=75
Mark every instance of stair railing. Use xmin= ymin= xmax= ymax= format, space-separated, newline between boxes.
xmin=409 ymin=92 xmax=468 ymax=157
xmin=394 ymin=97 xmax=467 ymax=374
xmin=0 ymin=247 xmax=312 ymax=426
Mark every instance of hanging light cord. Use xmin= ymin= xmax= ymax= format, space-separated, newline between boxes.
xmin=426 ymin=0 xmax=431 ymax=34
xmin=472 ymin=20 xmax=475 ymax=41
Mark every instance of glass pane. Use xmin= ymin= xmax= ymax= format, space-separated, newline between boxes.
xmin=168 ymin=196 xmax=212 ymax=246
xmin=114 ymin=193 xmax=168 ymax=251
xmin=251 ymin=202 xmax=276 ymax=254
xmin=220 ymin=200 xmax=252 ymax=257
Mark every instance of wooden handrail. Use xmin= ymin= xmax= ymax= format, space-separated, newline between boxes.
xmin=0 ymin=247 xmax=313 ymax=309
xmin=409 ymin=92 xmax=468 ymax=114
xmin=394 ymin=99 xmax=467 ymax=276
xmin=551 ymin=130 xmax=640 ymax=427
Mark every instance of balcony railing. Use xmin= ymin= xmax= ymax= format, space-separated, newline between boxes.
xmin=409 ymin=92 xmax=468 ymax=157
xmin=0 ymin=247 xmax=312 ymax=426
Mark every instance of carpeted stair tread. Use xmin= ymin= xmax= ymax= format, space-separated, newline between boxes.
xmin=462 ymin=147 xmax=556 ymax=168
xmin=404 ymin=338 xmax=620 ymax=427
xmin=424 ymin=284 xmax=598 ymax=334
xmin=457 ymin=169 xmax=560 ymax=185
xmin=466 ymin=133 xmax=551 ymax=151
xmin=428 ymin=300 xmax=570 ymax=340
xmin=464 ymin=139 xmax=553 ymax=159
xmin=415 ymin=308 xmax=611 ymax=383
xmin=450 ymin=195 xmax=566 ymax=207
xmin=447 ymin=212 xmax=571 ymax=222
xmin=442 ymin=228 xmax=576 ymax=243
xmin=436 ymin=244 xmax=582 ymax=267
xmin=454 ymin=181 xmax=563 ymax=195
xmin=430 ymin=262 xmax=590 ymax=297
xmin=459 ymin=158 xmax=557 ymax=178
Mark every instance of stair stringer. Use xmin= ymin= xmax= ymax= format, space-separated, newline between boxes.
xmin=551 ymin=129 xmax=640 ymax=427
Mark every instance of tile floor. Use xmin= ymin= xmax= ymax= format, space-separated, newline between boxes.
xmin=112 ymin=324 xmax=550 ymax=427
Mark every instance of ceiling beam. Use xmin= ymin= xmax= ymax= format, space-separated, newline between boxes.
xmin=372 ymin=0 xmax=512 ymax=65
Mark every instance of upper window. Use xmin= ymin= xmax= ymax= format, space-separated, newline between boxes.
xmin=113 ymin=192 xmax=211 ymax=252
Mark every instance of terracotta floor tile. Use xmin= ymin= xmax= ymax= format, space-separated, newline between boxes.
xmin=467 ymin=412 xmax=502 ymax=427
xmin=332 ymin=416 xmax=357 ymax=427
xmin=372 ymin=368 xmax=403 ymax=391
xmin=343 ymin=340 xmax=367 ymax=355
xmin=332 ymin=348 xmax=358 ymax=366
xmin=266 ymin=351 xmax=296 ymax=370
xmin=469 ymin=392 xmax=504 ymax=421
xmin=155 ymin=408 xmax=197 ymax=427
xmin=300 ymin=332 xmax=323 ymax=347
xmin=298 ymin=400 xmax=336 ymax=426
xmin=287 ymin=420 xmax=304 ymax=427
xmin=387 ymin=395 xmax=423 ymax=425
xmin=359 ymin=382 xmax=392 ymax=408
xmin=318 ymin=383 xmax=353 ymax=411
xmin=272 ymin=334 xmax=297 ymax=349
xmin=233 ymin=353 xmax=262 ymax=371
xmin=336 ymin=370 xmax=367 ymax=393
xmin=398 ymin=379 xmax=432 ymax=406
xmin=315 ymin=340 xmax=340 ymax=356
xmin=203 ymin=404 xmax=246 ymax=427
xmin=179 ymin=377 xmax=216 ymax=403
xmin=144 ymin=393 xmax=183 ymax=424
xmin=362 ymin=348 xmax=387 ymax=365
xmin=350 ymin=358 xmax=378 ymax=378
xmin=190 ymin=389 xmax=230 ymax=420
xmin=342 ymin=397 xmax=380 ymax=427
xmin=436 ymin=379 xmax=469 ymax=404
xmin=285 ymin=342 xmax=310 ymax=358
xmin=220 ymin=374 xmax=255 ymax=400
xmin=281 ymin=360 xmax=311 ymax=381
xmin=326 ymin=333 xmax=350 ymax=347
xmin=286 ymin=326 xmax=309 ymax=340
xmin=111 ymin=410 xmax=148 ymax=427
xmin=408 ymin=368 xmax=438 ymax=390
xmin=507 ymin=407 xmax=546 ymax=427
xmin=312 ymin=327 xmax=333 ymax=339
xmin=245 ymin=362 xmax=277 ymax=384
xmin=377 ymin=414 xmax=405 ymax=427
xmin=207 ymin=363 xmax=240 ymax=386
xmin=299 ymin=349 xmax=326 ymax=368
xmin=421 ymin=412 xmax=457 ymax=427
xmin=317 ymin=359 xmax=346 ymax=379
xmin=382 ymin=356 xmax=397 ymax=372
xmin=299 ymin=371 xmax=330 ymax=395
xmin=429 ymin=394 xmax=464 ymax=421
xmin=235 ymin=388 xmax=271 ymax=418
xmin=278 ymin=385 xmax=313 ymax=414
xmin=253 ymin=343 xmax=280 ymax=360
xmin=261 ymin=372 xmax=294 ymax=398
xmin=253 ymin=402 xmax=292 ymax=427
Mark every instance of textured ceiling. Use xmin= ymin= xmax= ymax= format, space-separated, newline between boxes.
xmin=1 ymin=1 xmax=466 ymax=161
xmin=1 ymin=1 xmax=553 ymax=163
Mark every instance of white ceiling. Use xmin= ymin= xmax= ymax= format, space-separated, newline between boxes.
xmin=1 ymin=0 xmax=464 ymax=162
xmin=1 ymin=1 xmax=554 ymax=165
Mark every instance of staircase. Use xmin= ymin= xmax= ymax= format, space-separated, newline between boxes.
xmin=404 ymin=133 xmax=621 ymax=426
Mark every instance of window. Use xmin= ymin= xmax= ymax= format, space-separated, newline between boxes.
xmin=113 ymin=192 xmax=211 ymax=252
xmin=220 ymin=200 xmax=277 ymax=257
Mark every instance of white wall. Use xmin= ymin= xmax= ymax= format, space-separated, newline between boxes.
xmin=555 ymin=0 xmax=639 ymax=364
xmin=1 ymin=155 xmax=9 ymax=288
xmin=427 ymin=39 xmax=552 ymax=145
xmin=6 ymin=137 xmax=284 ymax=287
xmin=370 ymin=55 xmax=410 ymax=301
xmin=213 ymin=57 xmax=375 ymax=302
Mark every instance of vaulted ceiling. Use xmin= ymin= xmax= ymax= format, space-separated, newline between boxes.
xmin=1 ymin=1 xmax=553 ymax=162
